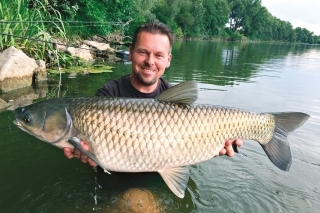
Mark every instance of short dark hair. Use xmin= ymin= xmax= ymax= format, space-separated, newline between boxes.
xmin=131 ymin=20 xmax=174 ymax=49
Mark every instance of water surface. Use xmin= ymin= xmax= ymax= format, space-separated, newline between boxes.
xmin=0 ymin=41 xmax=319 ymax=213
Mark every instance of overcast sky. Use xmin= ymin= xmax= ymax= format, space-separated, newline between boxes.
xmin=261 ymin=0 xmax=320 ymax=35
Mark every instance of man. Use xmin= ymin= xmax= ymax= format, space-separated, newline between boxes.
xmin=63 ymin=20 xmax=243 ymax=167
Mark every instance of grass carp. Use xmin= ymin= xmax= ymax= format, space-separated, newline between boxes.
xmin=13 ymin=81 xmax=310 ymax=198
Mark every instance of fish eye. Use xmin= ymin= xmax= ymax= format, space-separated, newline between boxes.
xmin=24 ymin=113 xmax=32 ymax=122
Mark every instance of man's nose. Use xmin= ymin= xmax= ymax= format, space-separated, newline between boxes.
xmin=145 ymin=54 xmax=155 ymax=65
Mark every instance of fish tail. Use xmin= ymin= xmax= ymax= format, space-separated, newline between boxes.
xmin=260 ymin=112 xmax=310 ymax=171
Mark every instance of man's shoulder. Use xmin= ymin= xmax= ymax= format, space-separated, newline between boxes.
xmin=95 ymin=74 xmax=131 ymax=96
xmin=158 ymin=77 xmax=172 ymax=89
xmin=109 ymin=74 xmax=131 ymax=85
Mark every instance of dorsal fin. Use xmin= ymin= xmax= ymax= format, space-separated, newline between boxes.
xmin=156 ymin=81 xmax=198 ymax=105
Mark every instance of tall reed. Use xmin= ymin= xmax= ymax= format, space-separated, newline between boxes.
xmin=0 ymin=0 xmax=66 ymax=60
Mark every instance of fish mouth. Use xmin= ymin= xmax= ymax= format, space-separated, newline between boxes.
xmin=13 ymin=119 xmax=21 ymax=126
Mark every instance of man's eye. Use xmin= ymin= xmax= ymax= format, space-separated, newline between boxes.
xmin=24 ymin=114 xmax=32 ymax=122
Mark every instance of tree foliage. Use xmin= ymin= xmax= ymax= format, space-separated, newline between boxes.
xmin=3 ymin=0 xmax=319 ymax=45
xmin=226 ymin=0 xmax=318 ymax=43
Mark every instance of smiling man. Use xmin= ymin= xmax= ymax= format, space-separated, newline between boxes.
xmin=130 ymin=30 xmax=171 ymax=91
xmin=63 ymin=20 xmax=242 ymax=167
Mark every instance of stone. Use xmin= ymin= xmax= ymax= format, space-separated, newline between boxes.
xmin=66 ymin=44 xmax=94 ymax=62
xmin=0 ymin=98 xmax=10 ymax=111
xmin=34 ymin=60 xmax=47 ymax=81
xmin=83 ymin=40 xmax=111 ymax=51
xmin=0 ymin=46 xmax=38 ymax=92
xmin=103 ymin=188 xmax=161 ymax=213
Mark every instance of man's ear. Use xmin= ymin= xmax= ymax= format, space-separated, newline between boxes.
xmin=167 ymin=53 xmax=172 ymax=68
xmin=128 ymin=46 xmax=133 ymax=61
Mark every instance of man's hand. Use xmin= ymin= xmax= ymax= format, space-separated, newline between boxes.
xmin=217 ymin=139 xmax=243 ymax=157
xmin=63 ymin=139 xmax=243 ymax=167
xmin=63 ymin=141 xmax=97 ymax=167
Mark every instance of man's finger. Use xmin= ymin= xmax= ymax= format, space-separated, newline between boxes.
xmin=80 ymin=152 xmax=88 ymax=163
xmin=80 ymin=141 xmax=90 ymax=151
xmin=73 ymin=148 xmax=81 ymax=158
xmin=218 ymin=148 xmax=227 ymax=156
xmin=63 ymin=147 xmax=74 ymax=159
xmin=234 ymin=139 xmax=243 ymax=147
xmin=87 ymin=158 xmax=97 ymax=167
xmin=225 ymin=140 xmax=235 ymax=157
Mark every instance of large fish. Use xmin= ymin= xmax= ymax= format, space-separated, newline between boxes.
xmin=13 ymin=81 xmax=309 ymax=198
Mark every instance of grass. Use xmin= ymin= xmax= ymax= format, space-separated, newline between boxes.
xmin=0 ymin=0 xmax=66 ymax=60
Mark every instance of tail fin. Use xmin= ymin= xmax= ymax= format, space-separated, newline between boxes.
xmin=261 ymin=112 xmax=310 ymax=171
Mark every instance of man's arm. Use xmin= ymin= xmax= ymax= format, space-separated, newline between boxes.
xmin=63 ymin=139 xmax=243 ymax=167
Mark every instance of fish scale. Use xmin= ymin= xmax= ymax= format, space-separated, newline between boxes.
xmin=13 ymin=81 xmax=310 ymax=198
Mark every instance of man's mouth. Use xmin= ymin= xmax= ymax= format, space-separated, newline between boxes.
xmin=141 ymin=68 xmax=154 ymax=72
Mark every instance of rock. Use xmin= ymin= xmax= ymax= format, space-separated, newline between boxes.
xmin=83 ymin=40 xmax=116 ymax=62
xmin=83 ymin=40 xmax=111 ymax=51
xmin=34 ymin=60 xmax=47 ymax=81
xmin=103 ymin=188 xmax=161 ymax=213
xmin=56 ymin=43 xmax=67 ymax=52
xmin=0 ymin=98 xmax=10 ymax=111
xmin=33 ymin=60 xmax=47 ymax=82
xmin=35 ymin=60 xmax=46 ymax=72
xmin=54 ymin=42 xmax=68 ymax=52
xmin=0 ymin=46 xmax=38 ymax=92
xmin=66 ymin=44 xmax=94 ymax=62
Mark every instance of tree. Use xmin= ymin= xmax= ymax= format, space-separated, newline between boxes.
xmin=228 ymin=0 xmax=246 ymax=31
xmin=175 ymin=1 xmax=194 ymax=36
xmin=186 ymin=0 xmax=205 ymax=36
xmin=203 ymin=0 xmax=230 ymax=36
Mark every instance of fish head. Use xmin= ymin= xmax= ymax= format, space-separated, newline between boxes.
xmin=13 ymin=99 xmax=73 ymax=147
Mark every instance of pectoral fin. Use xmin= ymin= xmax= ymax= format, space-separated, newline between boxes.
xmin=67 ymin=137 xmax=111 ymax=174
xmin=158 ymin=167 xmax=189 ymax=198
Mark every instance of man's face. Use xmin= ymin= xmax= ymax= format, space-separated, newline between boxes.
xmin=129 ymin=32 xmax=172 ymax=86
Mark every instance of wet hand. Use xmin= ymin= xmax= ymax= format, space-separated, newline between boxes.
xmin=217 ymin=139 xmax=243 ymax=157
xmin=63 ymin=140 xmax=97 ymax=167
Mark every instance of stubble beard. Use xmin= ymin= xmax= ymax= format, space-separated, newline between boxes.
xmin=134 ymin=71 xmax=157 ymax=86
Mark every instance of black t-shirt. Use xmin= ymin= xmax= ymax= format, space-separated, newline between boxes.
xmin=95 ymin=74 xmax=172 ymax=98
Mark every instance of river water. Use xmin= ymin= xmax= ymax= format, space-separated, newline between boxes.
xmin=0 ymin=41 xmax=319 ymax=213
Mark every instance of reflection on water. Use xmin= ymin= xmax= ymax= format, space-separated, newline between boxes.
xmin=0 ymin=42 xmax=319 ymax=213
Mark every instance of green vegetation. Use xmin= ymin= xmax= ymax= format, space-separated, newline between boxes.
xmin=47 ymin=64 xmax=114 ymax=74
xmin=0 ymin=0 xmax=67 ymax=59
xmin=1 ymin=0 xmax=319 ymax=64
